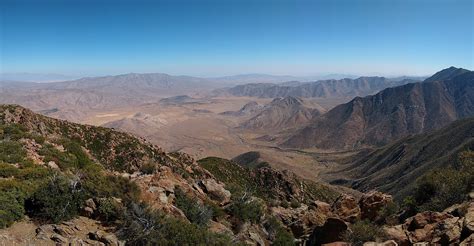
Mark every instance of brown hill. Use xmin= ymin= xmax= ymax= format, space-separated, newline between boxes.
xmin=240 ymin=96 xmax=325 ymax=130
xmin=282 ymin=67 xmax=474 ymax=149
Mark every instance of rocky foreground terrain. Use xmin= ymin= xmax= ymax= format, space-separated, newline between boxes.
xmin=0 ymin=104 xmax=472 ymax=245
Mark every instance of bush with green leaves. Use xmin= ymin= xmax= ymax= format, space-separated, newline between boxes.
xmin=81 ymin=164 xmax=141 ymax=203
xmin=228 ymin=192 xmax=264 ymax=224
xmin=0 ymin=140 xmax=27 ymax=164
xmin=343 ymin=220 xmax=386 ymax=246
xmin=174 ymin=188 xmax=213 ymax=227
xmin=96 ymin=197 xmax=124 ymax=223
xmin=139 ymin=162 xmax=156 ymax=174
xmin=264 ymin=216 xmax=295 ymax=246
xmin=0 ymin=190 xmax=26 ymax=228
xmin=26 ymin=174 xmax=87 ymax=223
xmin=117 ymin=203 xmax=233 ymax=246
xmin=410 ymin=151 xmax=473 ymax=212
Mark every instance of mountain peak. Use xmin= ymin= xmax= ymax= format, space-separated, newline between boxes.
xmin=424 ymin=66 xmax=470 ymax=83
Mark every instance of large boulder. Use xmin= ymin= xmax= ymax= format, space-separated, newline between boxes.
xmin=308 ymin=217 xmax=348 ymax=246
xmin=331 ymin=194 xmax=361 ymax=223
xmin=198 ymin=179 xmax=231 ymax=204
xmin=383 ymin=225 xmax=409 ymax=246
xmin=359 ymin=191 xmax=392 ymax=221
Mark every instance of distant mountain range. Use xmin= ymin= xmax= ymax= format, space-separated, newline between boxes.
xmin=0 ymin=71 xmax=426 ymax=121
xmin=281 ymin=67 xmax=473 ymax=149
xmin=216 ymin=76 xmax=420 ymax=99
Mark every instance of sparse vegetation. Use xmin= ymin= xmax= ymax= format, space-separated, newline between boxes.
xmin=26 ymin=174 xmax=86 ymax=223
xmin=117 ymin=203 xmax=233 ymax=245
xmin=407 ymin=151 xmax=473 ymax=212
xmin=139 ymin=162 xmax=156 ymax=174
xmin=343 ymin=220 xmax=386 ymax=246
xmin=174 ymin=188 xmax=213 ymax=227
xmin=264 ymin=216 xmax=295 ymax=246
xmin=228 ymin=192 xmax=264 ymax=224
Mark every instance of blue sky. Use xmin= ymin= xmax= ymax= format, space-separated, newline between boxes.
xmin=1 ymin=0 xmax=473 ymax=77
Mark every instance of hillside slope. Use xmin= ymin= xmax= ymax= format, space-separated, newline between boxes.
xmin=0 ymin=104 xmax=344 ymax=245
xmin=325 ymin=117 xmax=474 ymax=199
xmin=283 ymin=67 xmax=474 ymax=149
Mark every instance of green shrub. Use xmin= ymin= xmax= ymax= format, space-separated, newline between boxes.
xmin=0 ymin=190 xmax=26 ymax=228
xmin=343 ymin=220 xmax=386 ymax=246
xmin=411 ymin=151 xmax=473 ymax=211
xmin=175 ymin=188 xmax=213 ymax=227
xmin=81 ymin=164 xmax=141 ymax=203
xmin=139 ymin=162 xmax=156 ymax=174
xmin=96 ymin=198 xmax=123 ymax=223
xmin=117 ymin=203 xmax=233 ymax=245
xmin=0 ymin=141 xmax=27 ymax=164
xmin=377 ymin=201 xmax=399 ymax=224
xmin=228 ymin=193 xmax=264 ymax=224
xmin=0 ymin=162 xmax=20 ymax=177
xmin=1 ymin=124 xmax=27 ymax=140
xmin=61 ymin=140 xmax=93 ymax=168
xmin=26 ymin=174 xmax=86 ymax=223
xmin=290 ymin=199 xmax=300 ymax=209
xmin=39 ymin=143 xmax=79 ymax=170
xmin=264 ymin=216 xmax=295 ymax=246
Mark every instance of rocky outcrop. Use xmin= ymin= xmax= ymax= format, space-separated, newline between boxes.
xmin=198 ymin=179 xmax=231 ymax=204
xmin=359 ymin=191 xmax=393 ymax=221
xmin=403 ymin=211 xmax=462 ymax=244
xmin=0 ymin=217 xmax=123 ymax=246
xmin=271 ymin=204 xmax=326 ymax=238
xmin=331 ymin=194 xmax=361 ymax=223
xmin=463 ymin=202 xmax=474 ymax=236
xmin=384 ymin=225 xmax=409 ymax=246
